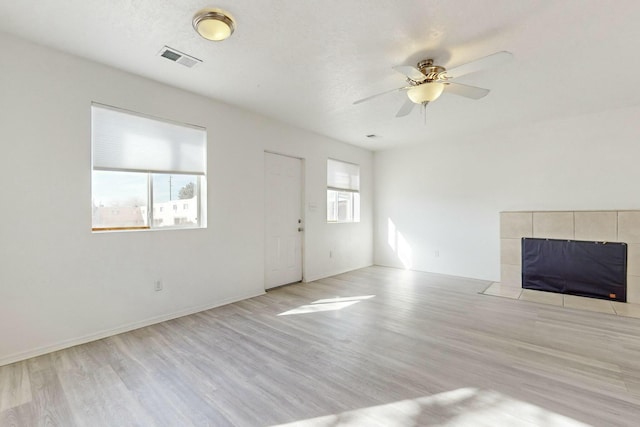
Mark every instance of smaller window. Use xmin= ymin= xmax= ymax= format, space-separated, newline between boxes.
xmin=327 ymin=159 xmax=360 ymax=223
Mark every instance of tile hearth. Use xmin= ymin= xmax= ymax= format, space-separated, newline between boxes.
xmin=482 ymin=282 xmax=640 ymax=319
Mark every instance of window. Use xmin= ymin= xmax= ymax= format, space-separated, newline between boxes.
xmin=327 ymin=158 xmax=360 ymax=223
xmin=91 ymin=104 xmax=206 ymax=231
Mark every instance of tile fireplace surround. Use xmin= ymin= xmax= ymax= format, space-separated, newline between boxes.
xmin=500 ymin=210 xmax=640 ymax=304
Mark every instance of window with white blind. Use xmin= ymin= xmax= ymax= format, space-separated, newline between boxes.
xmin=327 ymin=158 xmax=360 ymax=223
xmin=91 ymin=103 xmax=206 ymax=231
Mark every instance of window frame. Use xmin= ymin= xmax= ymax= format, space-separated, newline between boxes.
xmin=91 ymin=171 xmax=203 ymax=232
xmin=91 ymin=103 xmax=206 ymax=232
xmin=327 ymin=158 xmax=361 ymax=224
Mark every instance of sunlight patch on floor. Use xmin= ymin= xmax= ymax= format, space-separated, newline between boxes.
xmin=312 ymin=295 xmax=376 ymax=304
xmin=270 ymin=388 xmax=589 ymax=426
xmin=278 ymin=295 xmax=376 ymax=316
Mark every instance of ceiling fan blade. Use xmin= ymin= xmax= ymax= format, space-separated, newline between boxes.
xmin=392 ymin=65 xmax=426 ymax=81
xmin=446 ymin=51 xmax=512 ymax=79
xmin=353 ymin=86 xmax=410 ymax=105
xmin=396 ymin=98 xmax=416 ymax=117
xmin=443 ymin=82 xmax=490 ymax=99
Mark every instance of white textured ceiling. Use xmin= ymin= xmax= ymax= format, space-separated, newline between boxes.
xmin=1 ymin=0 xmax=639 ymax=151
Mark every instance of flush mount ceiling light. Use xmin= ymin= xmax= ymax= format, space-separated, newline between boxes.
xmin=193 ymin=8 xmax=235 ymax=41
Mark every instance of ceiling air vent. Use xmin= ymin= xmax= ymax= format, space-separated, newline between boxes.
xmin=158 ymin=46 xmax=202 ymax=68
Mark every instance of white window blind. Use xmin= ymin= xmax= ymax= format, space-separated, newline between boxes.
xmin=92 ymin=104 xmax=206 ymax=175
xmin=327 ymin=159 xmax=359 ymax=191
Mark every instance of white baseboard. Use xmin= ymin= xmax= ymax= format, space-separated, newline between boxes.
xmin=0 ymin=290 xmax=266 ymax=367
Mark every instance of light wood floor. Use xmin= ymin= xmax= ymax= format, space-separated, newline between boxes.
xmin=2 ymin=266 xmax=640 ymax=426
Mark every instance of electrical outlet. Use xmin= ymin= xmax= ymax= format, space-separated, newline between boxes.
xmin=329 ymin=250 xmax=333 ymax=258
xmin=154 ymin=280 xmax=163 ymax=292
xmin=434 ymin=251 xmax=440 ymax=258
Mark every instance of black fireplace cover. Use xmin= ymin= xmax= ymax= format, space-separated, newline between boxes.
xmin=522 ymin=238 xmax=627 ymax=302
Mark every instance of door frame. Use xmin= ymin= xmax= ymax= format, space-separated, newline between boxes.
xmin=264 ymin=150 xmax=306 ymax=288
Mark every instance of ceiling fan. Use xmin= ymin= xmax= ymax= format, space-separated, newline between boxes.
xmin=354 ymin=51 xmax=513 ymax=119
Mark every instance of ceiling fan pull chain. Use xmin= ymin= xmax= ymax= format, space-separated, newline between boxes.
xmin=423 ymin=101 xmax=429 ymax=124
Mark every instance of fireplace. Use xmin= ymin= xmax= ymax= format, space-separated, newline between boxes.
xmin=521 ymin=238 xmax=627 ymax=302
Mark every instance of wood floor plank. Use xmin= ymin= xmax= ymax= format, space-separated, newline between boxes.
xmin=57 ymin=363 xmax=157 ymax=426
xmin=0 ymin=361 xmax=32 ymax=412
xmin=2 ymin=266 xmax=640 ymax=426
xmin=0 ymin=403 xmax=36 ymax=427
xmin=25 ymin=368 xmax=76 ymax=427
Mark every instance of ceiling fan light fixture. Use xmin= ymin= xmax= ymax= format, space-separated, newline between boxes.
xmin=193 ymin=8 xmax=235 ymax=41
xmin=407 ymin=82 xmax=445 ymax=104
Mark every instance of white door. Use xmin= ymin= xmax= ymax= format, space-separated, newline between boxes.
xmin=265 ymin=152 xmax=303 ymax=289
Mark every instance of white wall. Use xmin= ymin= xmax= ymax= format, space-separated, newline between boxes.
xmin=0 ymin=33 xmax=372 ymax=365
xmin=374 ymin=104 xmax=640 ymax=281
